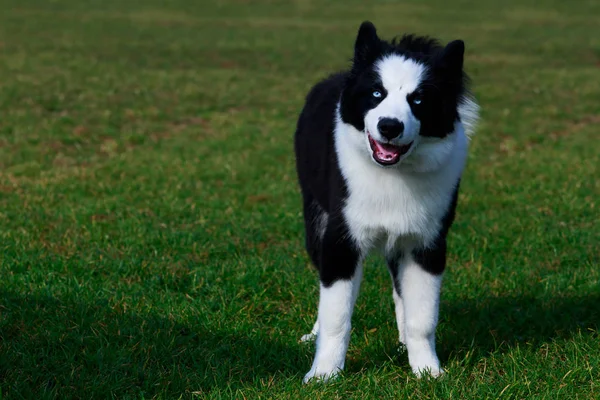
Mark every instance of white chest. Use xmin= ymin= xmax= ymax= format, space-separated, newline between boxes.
xmin=343 ymin=167 xmax=456 ymax=252
xmin=334 ymin=123 xmax=468 ymax=254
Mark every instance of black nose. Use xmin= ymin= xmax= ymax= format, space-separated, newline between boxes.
xmin=377 ymin=118 xmax=404 ymax=140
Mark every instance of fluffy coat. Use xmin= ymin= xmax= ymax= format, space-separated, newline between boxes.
xmin=294 ymin=21 xmax=479 ymax=382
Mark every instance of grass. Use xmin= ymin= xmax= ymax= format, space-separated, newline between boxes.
xmin=0 ymin=0 xmax=599 ymax=398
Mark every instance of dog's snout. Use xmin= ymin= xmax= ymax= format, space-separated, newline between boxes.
xmin=377 ymin=118 xmax=404 ymax=140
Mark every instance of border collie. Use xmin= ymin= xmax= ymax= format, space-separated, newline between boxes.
xmin=294 ymin=21 xmax=479 ymax=382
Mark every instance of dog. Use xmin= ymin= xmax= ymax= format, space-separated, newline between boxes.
xmin=294 ymin=21 xmax=479 ymax=382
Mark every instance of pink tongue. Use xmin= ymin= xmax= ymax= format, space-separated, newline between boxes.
xmin=373 ymin=141 xmax=401 ymax=160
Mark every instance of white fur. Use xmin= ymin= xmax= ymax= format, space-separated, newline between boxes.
xmin=364 ymin=56 xmax=426 ymax=150
xmin=392 ymin=283 xmax=406 ymax=346
xmin=303 ymin=263 xmax=363 ymax=383
xmin=458 ymin=96 xmax=480 ymax=138
xmin=335 ymin=111 xmax=468 ymax=250
xmin=397 ymin=256 xmax=443 ymax=377
xmin=322 ymin=58 xmax=473 ymax=379
xmin=303 ymin=55 xmax=478 ymax=381
xmin=306 ymin=113 xmax=466 ymax=380
xmin=300 ymin=320 xmax=319 ymax=343
xmin=316 ymin=210 xmax=329 ymax=240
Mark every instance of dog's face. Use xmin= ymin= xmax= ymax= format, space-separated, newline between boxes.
xmin=340 ymin=22 xmax=467 ymax=171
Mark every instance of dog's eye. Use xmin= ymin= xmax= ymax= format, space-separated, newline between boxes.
xmin=372 ymin=91 xmax=382 ymax=98
xmin=412 ymin=96 xmax=422 ymax=105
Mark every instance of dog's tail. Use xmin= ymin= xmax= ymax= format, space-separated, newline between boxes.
xmin=458 ymin=96 xmax=480 ymax=138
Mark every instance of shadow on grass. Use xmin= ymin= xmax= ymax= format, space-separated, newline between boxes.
xmin=2 ymin=290 xmax=598 ymax=397
xmin=438 ymin=294 xmax=600 ymax=361
xmin=349 ymin=294 xmax=600 ymax=373
xmin=0 ymin=291 xmax=306 ymax=398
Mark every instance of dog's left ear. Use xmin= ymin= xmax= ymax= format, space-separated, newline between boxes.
xmin=353 ymin=21 xmax=381 ymax=69
xmin=438 ymin=40 xmax=464 ymax=76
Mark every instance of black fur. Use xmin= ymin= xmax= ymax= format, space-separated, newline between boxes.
xmin=341 ymin=23 xmax=468 ymax=138
xmin=294 ymin=73 xmax=360 ymax=286
xmin=294 ymin=21 xmax=469 ymax=287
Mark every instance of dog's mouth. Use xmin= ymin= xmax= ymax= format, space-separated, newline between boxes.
xmin=368 ymin=133 xmax=413 ymax=166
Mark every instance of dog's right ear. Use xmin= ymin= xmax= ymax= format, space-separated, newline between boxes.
xmin=438 ymin=39 xmax=465 ymax=77
xmin=353 ymin=21 xmax=380 ymax=69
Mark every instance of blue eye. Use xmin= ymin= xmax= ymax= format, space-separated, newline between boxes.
xmin=412 ymin=96 xmax=422 ymax=105
xmin=372 ymin=91 xmax=382 ymax=98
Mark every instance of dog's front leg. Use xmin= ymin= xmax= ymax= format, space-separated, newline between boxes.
xmin=303 ymin=218 xmax=362 ymax=383
xmin=399 ymin=243 xmax=446 ymax=378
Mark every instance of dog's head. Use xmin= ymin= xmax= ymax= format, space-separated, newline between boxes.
xmin=339 ymin=21 xmax=477 ymax=171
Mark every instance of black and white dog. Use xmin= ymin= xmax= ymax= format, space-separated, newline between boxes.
xmin=294 ymin=21 xmax=479 ymax=382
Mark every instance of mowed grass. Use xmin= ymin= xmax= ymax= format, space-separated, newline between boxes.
xmin=0 ymin=0 xmax=599 ymax=398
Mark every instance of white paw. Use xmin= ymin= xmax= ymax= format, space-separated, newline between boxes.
xmin=303 ymin=366 xmax=340 ymax=384
xmin=300 ymin=332 xmax=317 ymax=343
xmin=407 ymin=341 xmax=443 ymax=378
xmin=300 ymin=320 xmax=319 ymax=343
xmin=412 ymin=364 xmax=444 ymax=379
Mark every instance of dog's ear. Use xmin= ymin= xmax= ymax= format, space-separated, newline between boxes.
xmin=353 ymin=21 xmax=381 ymax=69
xmin=438 ymin=40 xmax=464 ymax=76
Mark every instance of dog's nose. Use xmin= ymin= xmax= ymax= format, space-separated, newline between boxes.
xmin=377 ymin=118 xmax=404 ymax=140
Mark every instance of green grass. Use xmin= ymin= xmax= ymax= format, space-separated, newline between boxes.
xmin=0 ymin=0 xmax=599 ymax=398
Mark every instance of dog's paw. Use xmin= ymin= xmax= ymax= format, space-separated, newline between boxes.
xmin=300 ymin=332 xmax=317 ymax=343
xmin=412 ymin=364 xmax=444 ymax=379
xmin=302 ymin=367 xmax=340 ymax=384
xmin=408 ymin=348 xmax=443 ymax=378
xmin=300 ymin=320 xmax=319 ymax=343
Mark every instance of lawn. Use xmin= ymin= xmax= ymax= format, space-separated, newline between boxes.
xmin=0 ymin=0 xmax=599 ymax=398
